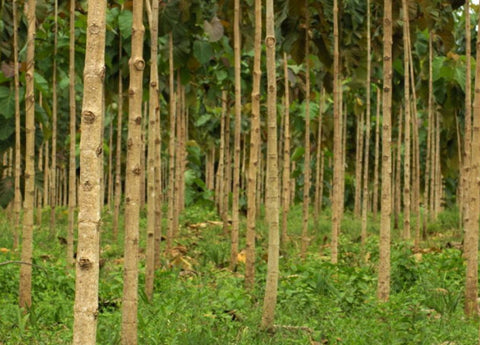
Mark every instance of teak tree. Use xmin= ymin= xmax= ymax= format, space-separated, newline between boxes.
xmin=19 ymin=0 xmax=36 ymax=311
xmin=121 ymin=0 xmax=145 ymax=342
xmin=378 ymin=0 xmax=393 ymax=302
xmin=72 ymin=0 xmax=106 ymax=342
xmin=261 ymin=0 xmax=280 ymax=330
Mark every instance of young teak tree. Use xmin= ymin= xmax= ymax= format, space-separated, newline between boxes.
xmin=121 ymin=0 xmax=145 ymax=342
xmin=72 ymin=0 xmax=106 ymax=342
xmin=377 ymin=0 xmax=393 ymax=302
xmin=19 ymin=0 xmax=36 ymax=311
xmin=261 ymin=0 xmax=280 ymax=330
xmin=245 ymin=0 xmax=262 ymax=290
xmin=230 ymin=0 xmax=241 ymax=270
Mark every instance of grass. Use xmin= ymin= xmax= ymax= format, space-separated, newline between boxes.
xmin=0 ymin=204 xmax=478 ymax=344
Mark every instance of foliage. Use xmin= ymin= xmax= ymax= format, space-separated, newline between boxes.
xmin=0 ymin=206 xmax=478 ymax=344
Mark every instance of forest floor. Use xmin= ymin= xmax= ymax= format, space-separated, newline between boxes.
xmin=0 ymin=204 xmax=478 ymax=344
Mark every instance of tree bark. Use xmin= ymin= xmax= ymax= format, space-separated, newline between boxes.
xmin=261 ymin=0 xmax=280 ymax=330
xmin=331 ymin=0 xmax=342 ymax=264
xmin=245 ymin=0 xmax=261 ymax=290
xmin=121 ymin=0 xmax=145 ymax=341
xmin=377 ymin=0 xmax=393 ymax=302
xmin=301 ymin=5 xmax=311 ymax=259
xmin=13 ymin=0 xmax=22 ymax=249
xmin=72 ymin=0 xmax=106 ymax=342
xmin=281 ymin=52 xmax=291 ymax=245
xmin=19 ymin=0 xmax=36 ymax=311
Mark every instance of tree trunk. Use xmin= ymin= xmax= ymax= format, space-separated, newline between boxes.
xmin=113 ymin=37 xmax=123 ymax=243
xmin=13 ymin=0 xmax=21 ymax=249
xmin=377 ymin=0 xmax=393 ymax=302
xmin=314 ymin=90 xmax=324 ymax=227
xmin=121 ymin=0 xmax=145 ymax=341
xmin=372 ymin=89 xmax=381 ymax=217
xmin=144 ymin=0 xmax=159 ymax=301
xmin=402 ymin=0 xmax=411 ymax=240
xmin=331 ymin=0 xmax=342 ymax=264
xmin=72 ymin=0 xmax=106 ymax=342
xmin=465 ymin=1 xmax=480 ymax=317
xmin=281 ymin=52 xmax=291 ymax=245
xmin=261 ymin=0 xmax=280 ymax=329
xmin=50 ymin=0 xmax=58 ymax=234
xmin=222 ymin=91 xmax=231 ymax=236
xmin=301 ymin=6 xmax=311 ymax=259
xmin=230 ymin=0 xmax=241 ymax=270
xmin=245 ymin=0 xmax=261 ymax=289
xmin=166 ymin=33 xmax=176 ymax=251
xmin=361 ymin=0 xmax=371 ymax=247
xmin=19 ymin=0 xmax=36 ymax=311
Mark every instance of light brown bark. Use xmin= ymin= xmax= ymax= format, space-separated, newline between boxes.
xmin=281 ymin=53 xmax=291 ymax=245
xmin=145 ymin=0 xmax=159 ymax=301
xmin=245 ymin=0 xmax=261 ymax=290
xmin=372 ymin=89 xmax=381 ymax=217
xmin=113 ymin=37 xmax=123 ymax=243
xmin=121 ymin=0 xmax=145 ymax=341
xmin=50 ymin=0 xmax=58 ymax=233
xmin=72 ymin=0 xmax=106 ymax=342
xmin=301 ymin=8 xmax=311 ymax=259
xmin=19 ymin=0 xmax=36 ymax=311
xmin=377 ymin=0 xmax=393 ymax=302
xmin=331 ymin=0 xmax=342 ymax=264
xmin=230 ymin=0 xmax=241 ymax=270
xmin=166 ymin=33 xmax=176 ymax=251
xmin=261 ymin=0 xmax=280 ymax=329
xmin=13 ymin=0 xmax=21 ymax=249
xmin=361 ymin=0 xmax=371 ymax=247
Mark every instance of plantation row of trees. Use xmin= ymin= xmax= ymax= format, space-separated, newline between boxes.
xmin=1 ymin=0 xmax=480 ymax=343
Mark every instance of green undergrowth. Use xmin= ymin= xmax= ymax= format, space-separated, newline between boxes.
xmin=0 ymin=205 xmax=478 ymax=344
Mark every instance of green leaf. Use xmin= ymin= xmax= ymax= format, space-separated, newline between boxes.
xmin=193 ymin=40 xmax=213 ymax=65
xmin=195 ymin=113 xmax=211 ymax=127
xmin=118 ymin=10 xmax=133 ymax=39
xmin=291 ymin=146 xmax=305 ymax=161
xmin=0 ymin=86 xmax=14 ymax=119
xmin=34 ymin=72 xmax=49 ymax=95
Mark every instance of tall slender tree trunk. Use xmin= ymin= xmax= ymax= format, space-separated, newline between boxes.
xmin=245 ymin=0 xmax=261 ymax=289
xmin=19 ymin=0 xmax=36 ymax=310
xmin=72 ymin=0 xmax=106 ymax=342
xmin=261 ymin=0 xmax=280 ymax=329
xmin=216 ymin=98 xmax=226 ymax=215
xmin=372 ymin=89 xmax=381 ymax=217
xmin=121 ymin=0 xmax=145 ymax=341
xmin=222 ymin=91 xmax=231 ymax=235
xmin=402 ymin=0 xmax=411 ymax=240
xmin=67 ymin=0 xmax=76 ymax=266
xmin=354 ymin=110 xmax=365 ymax=218
xmin=144 ymin=0 xmax=159 ymax=301
xmin=107 ymin=117 xmax=114 ymax=209
xmin=50 ymin=0 xmax=58 ymax=234
xmin=361 ymin=0 xmax=371 ymax=246
xmin=281 ymin=53 xmax=291 ymax=245
xmin=301 ymin=5 xmax=311 ymax=259
xmin=230 ymin=0 xmax=241 ymax=270
xmin=465 ymin=2 xmax=480 ymax=317
xmin=166 ymin=33 xmax=176 ymax=251
xmin=13 ymin=0 xmax=21 ymax=249
xmin=377 ymin=0 xmax=393 ymax=302
xmin=314 ymin=90 xmax=324 ymax=227
xmin=331 ymin=0 xmax=342 ymax=264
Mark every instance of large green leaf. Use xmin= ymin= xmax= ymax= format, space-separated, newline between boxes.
xmin=193 ymin=40 xmax=213 ymax=65
xmin=0 ymin=86 xmax=14 ymax=119
xmin=118 ymin=10 xmax=133 ymax=39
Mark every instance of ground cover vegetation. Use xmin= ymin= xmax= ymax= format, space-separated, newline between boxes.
xmin=0 ymin=205 xmax=478 ymax=344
